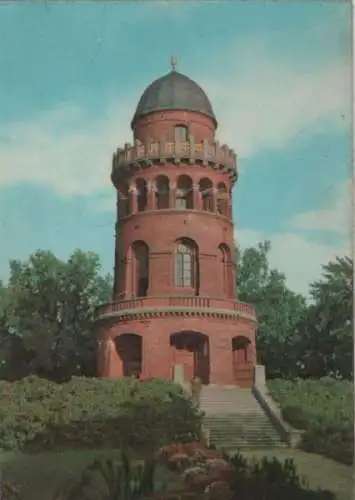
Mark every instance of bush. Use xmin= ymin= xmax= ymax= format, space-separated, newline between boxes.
xmin=228 ymin=453 xmax=336 ymax=500
xmin=0 ymin=376 xmax=202 ymax=452
xmin=268 ymin=378 xmax=354 ymax=465
xmin=281 ymin=405 xmax=309 ymax=430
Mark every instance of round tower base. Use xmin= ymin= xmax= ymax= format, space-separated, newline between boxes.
xmin=97 ymin=310 xmax=256 ymax=388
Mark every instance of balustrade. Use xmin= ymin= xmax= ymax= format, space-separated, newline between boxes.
xmin=96 ymin=296 xmax=255 ymax=319
xmin=113 ymin=135 xmax=237 ymax=172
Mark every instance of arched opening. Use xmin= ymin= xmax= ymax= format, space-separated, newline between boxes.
xmin=155 ymin=175 xmax=170 ymax=209
xmin=217 ymin=182 xmax=228 ymax=216
xmin=232 ymin=336 xmax=253 ymax=387
xmin=199 ymin=178 xmax=213 ymax=211
xmin=132 ymin=241 xmax=149 ymax=297
xmin=170 ymin=331 xmax=209 ymax=384
xmin=119 ymin=183 xmax=131 ymax=217
xmin=175 ymin=175 xmax=193 ymax=210
xmin=175 ymin=238 xmax=199 ymax=294
xmin=115 ymin=334 xmax=142 ymax=378
xmin=136 ymin=178 xmax=148 ymax=212
xmin=174 ymin=125 xmax=188 ymax=142
xmin=219 ymin=243 xmax=233 ymax=297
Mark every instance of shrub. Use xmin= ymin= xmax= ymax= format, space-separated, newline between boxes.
xmin=52 ymin=450 xmax=162 ymax=500
xmin=227 ymin=453 xmax=336 ymax=500
xmin=281 ymin=405 xmax=308 ymax=430
xmin=267 ymin=378 xmax=353 ymax=465
xmin=0 ymin=376 xmax=202 ymax=452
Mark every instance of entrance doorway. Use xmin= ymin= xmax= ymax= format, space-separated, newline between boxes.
xmin=170 ymin=331 xmax=210 ymax=384
xmin=232 ymin=336 xmax=253 ymax=387
xmin=115 ymin=334 xmax=142 ymax=378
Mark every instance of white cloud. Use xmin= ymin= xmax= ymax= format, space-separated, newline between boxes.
xmin=236 ymin=227 xmax=350 ymax=297
xmin=206 ymin=44 xmax=351 ymax=158
xmin=0 ymin=100 xmax=133 ymax=196
xmin=235 ymin=179 xmax=352 ymax=296
xmin=0 ymin=38 xmax=350 ymax=197
xmin=290 ymin=179 xmax=353 ymax=235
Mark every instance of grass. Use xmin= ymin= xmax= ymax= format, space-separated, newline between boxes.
xmin=0 ymin=449 xmax=184 ymax=500
xmin=1 ymin=447 xmax=353 ymax=500
xmin=241 ymin=448 xmax=353 ymax=500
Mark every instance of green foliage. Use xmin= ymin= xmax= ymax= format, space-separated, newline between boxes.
xmin=268 ymin=378 xmax=354 ymax=465
xmin=53 ymin=450 xmax=160 ymax=500
xmin=294 ymin=256 xmax=353 ymax=380
xmin=228 ymin=452 xmax=335 ymax=500
xmin=0 ymin=250 xmax=112 ymax=381
xmin=0 ymin=376 xmax=202 ymax=453
xmin=236 ymin=242 xmax=352 ymax=380
xmin=236 ymin=241 xmax=307 ymax=378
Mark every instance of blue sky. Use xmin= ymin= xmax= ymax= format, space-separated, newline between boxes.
xmin=0 ymin=1 xmax=352 ymax=296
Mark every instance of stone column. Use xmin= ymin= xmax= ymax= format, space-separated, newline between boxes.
xmin=192 ymin=184 xmax=202 ymax=210
xmin=124 ymin=247 xmax=134 ymax=297
xmin=169 ymin=181 xmax=176 ymax=209
xmin=147 ymin=180 xmax=156 ymax=211
xmin=129 ymin=184 xmax=138 ymax=214
xmin=212 ymin=187 xmax=218 ymax=213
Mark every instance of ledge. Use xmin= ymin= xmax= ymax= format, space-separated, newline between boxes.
xmin=95 ymin=296 xmax=256 ymax=323
xmin=111 ymin=136 xmax=238 ymax=185
xmin=117 ymin=208 xmax=234 ymax=224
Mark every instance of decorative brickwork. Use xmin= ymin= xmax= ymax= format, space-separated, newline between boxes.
xmin=96 ymin=67 xmax=257 ymax=388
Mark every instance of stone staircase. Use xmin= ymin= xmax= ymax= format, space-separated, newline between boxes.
xmin=200 ymin=385 xmax=287 ymax=450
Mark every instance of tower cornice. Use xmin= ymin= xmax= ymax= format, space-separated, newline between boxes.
xmin=111 ymin=135 xmax=237 ymax=187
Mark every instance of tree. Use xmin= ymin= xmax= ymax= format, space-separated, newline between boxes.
xmin=236 ymin=241 xmax=307 ymax=379
xmin=0 ymin=250 xmax=112 ymax=381
xmin=295 ymin=256 xmax=353 ymax=379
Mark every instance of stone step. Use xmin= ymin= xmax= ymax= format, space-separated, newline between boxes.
xmin=199 ymin=386 xmax=285 ymax=449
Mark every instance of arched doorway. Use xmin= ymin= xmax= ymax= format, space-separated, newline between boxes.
xmin=115 ymin=334 xmax=142 ymax=378
xmin=232 ymin=336 xmax=253 ymax=387
xmin=170 ymin=331 xmax=209 ymax=384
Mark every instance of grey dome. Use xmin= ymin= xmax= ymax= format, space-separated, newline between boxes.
xmin=131 ymin=70 xmax=217 ymax=129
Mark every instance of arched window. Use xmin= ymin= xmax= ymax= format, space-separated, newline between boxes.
xmin=217 ymin=182 xmax=228 ymax=217
xmin=199 ymin=178 xmax=213 ymax=211
xmin=155 ymin=175 xmax=170 ymax=209
xmin=118 ymin=183 xmax=130 ymax=217
xmin=176 ymin=175 xmax=193 ymax=209
xmin=175 ymin=239 xmax=199 ymax=292
xmin=174 ymin=125 xmax=188 ymax=142
xmin=136 ymin=179 xmax=148 ymax=212
xmin=219 ymin=243 xmax=232 ymax=297
xmin=132 ymin=241 xmax=149 ymax=297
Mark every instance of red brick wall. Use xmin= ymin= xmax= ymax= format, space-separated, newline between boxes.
xmin=98 ymin=315 xmax=256 ymax=386
xmin=133 ymin=110 xmax=216 ymax=143
xmin=116 ymin=205 xmax=235 ymax=299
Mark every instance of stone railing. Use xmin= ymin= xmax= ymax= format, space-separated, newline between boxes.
xmin=112 ymin=135 xmax=237 ymax=183
xmin=95 ymin=295 xmax=256 ymax=320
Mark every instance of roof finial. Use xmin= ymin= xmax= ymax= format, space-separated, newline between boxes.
xmin=170 ymin=55 xmax=177 ymax=71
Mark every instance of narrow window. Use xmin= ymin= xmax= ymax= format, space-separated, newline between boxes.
xmin=133 ymin=241 xmax=149 ymax=297
xmin=199 ymin=178 xmax=213 ymax=211
xmin=174 ymin=125 xmax=188 ymax=142
xmin=217 ymin=182 xmax=228 ymax=217
xmin=175 ymin=239 xmax=199 ymax=294
xmin=119 ymin=184 xmax=131 ymax=217
xmin=176 ymin=175 xmax=193 ymax=209
xmin=155 ymin=175 xmax=170 ymax=209
xmin=136 ymin=179 xmax=148 ymax=212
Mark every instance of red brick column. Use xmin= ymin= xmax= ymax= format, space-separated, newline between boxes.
xmin=209 ymin=333 xmax=234 ymax=385
xmin=142 ymin=327 xmax=172 ymax=379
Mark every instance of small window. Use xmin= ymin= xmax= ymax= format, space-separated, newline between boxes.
xmin=174 ymin=125 xmax=188 ymax=142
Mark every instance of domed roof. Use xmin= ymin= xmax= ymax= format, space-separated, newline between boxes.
xmin=131 ymin=70 xmax=217 ymax=129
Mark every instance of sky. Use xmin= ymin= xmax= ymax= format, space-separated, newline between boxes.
xmin=0 ymin=0 xmax=352 ymax=297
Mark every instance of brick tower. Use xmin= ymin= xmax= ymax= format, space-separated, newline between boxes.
xmin=96 ymin=60 xmax=257 ymax=388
